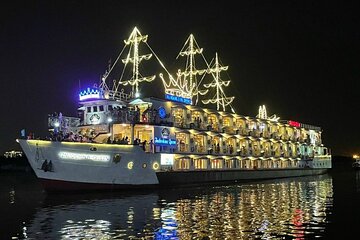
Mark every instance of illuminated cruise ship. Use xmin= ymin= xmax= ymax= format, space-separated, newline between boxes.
xmin=18 ymin=27 xmax=332 ymax=191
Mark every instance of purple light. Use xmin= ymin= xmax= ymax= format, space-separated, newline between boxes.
xmin=79 ymin=87 xmax=102 ymax=101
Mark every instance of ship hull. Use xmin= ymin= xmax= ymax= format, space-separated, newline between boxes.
xmin=18 ymin=139 xmax=161 ymax=191
xmin=156 ymin=168 xmax=328 ymax=186
xmin=19 ymin=139 xmax=330 ymax=192
xmin=39 ymin=178 xmax=158 ymax=191
xmin=38 ymin=168 xmax=328 ymax=191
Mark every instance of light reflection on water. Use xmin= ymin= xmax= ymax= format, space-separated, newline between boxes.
xmin=10 ymin=174 xmax=333 ymax=239
xmin=158 ymin=176 xmax=333 ymax=240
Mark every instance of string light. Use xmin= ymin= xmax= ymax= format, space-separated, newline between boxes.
xmin=118 ymin=27 xmax=155 ymax=97
xmin=160 ymin=34 xmax=208 ymax=104
xmin=257 ymin=105 xmax=280 ymax=122
xmin=201 ymin=53 xmax=235 ymax=112
xmin=99 ymin=28 xmax=236 ymax=112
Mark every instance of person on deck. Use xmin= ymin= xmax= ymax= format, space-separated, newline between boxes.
xmin=142 ymin=140 xmax=147 ymax=151
xmin=149 ymin=139 xmax=154 ymax=153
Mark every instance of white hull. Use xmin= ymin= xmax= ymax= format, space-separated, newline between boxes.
xmin=19 ymin=139 xmax=331 ymax=191
xmin=19 ymin=139 xmax=160 ymax=187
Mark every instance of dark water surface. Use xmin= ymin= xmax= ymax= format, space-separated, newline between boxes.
xmin=1 ymin=169 xmax=359 ymax=239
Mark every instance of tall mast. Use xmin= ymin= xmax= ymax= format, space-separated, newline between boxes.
xmin=120 ymin=27 xmax=155 ymax=97
xmin=188 ymin=34 xmax=195 ymax=89
xmin=257 ymin=105 xmax=280 ymax=121
xmin=176 ymin=34 xmax=208 ymax=104
xmin=202 ymin=53 xmax=235 ymax=112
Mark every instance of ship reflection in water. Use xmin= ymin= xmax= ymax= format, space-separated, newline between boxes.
xmin=19 ymin=175 xmax=333 ymax=239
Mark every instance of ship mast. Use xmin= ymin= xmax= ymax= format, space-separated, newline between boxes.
xmin=100 ymin=27 xmax=175 ymax=101
xmin=179 ymin=34 xmax=200 ymax=92
xmin=118 ymin=27 xmax=155 ymax=98
xmin=257 ymin=105 xmax=280 ymax=121
xmin=160 ymin=34 xmax=209 ymax=104
xmin=179 ymin=34 xmax=210 ymax=104
xmin=202 ymin=53 xmax=235 ymax=112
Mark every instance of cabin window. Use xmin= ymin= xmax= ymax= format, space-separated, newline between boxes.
xmin=93 ymin=106 xmax=98 ymax=112
xmin=108 ymin=105 xmax=113 ymax=111
xmin=225 ymin=159 xmax=234 ymax=168
xmin=194 ymin=158 xmax=207 ymax=169
xmin=99 ymin=105 xmax=104 ymax=112
xmin=87 ymin=107 xmax=91 ymax=112
xmin=175 ymin=158 xmax=190 ymax=170
xmin=211 ymin=159 xmax=223 ymax=169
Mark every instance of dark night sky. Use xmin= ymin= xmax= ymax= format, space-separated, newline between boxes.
xmin=1 ymin=0 xmax=359 ymax=156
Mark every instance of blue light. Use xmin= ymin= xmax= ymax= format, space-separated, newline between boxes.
xmin=154 ymin=137 xmax=176 ymax=146
xmin=158 ymin=107 xmax=167 ymax=119
xmin=79 ymin=87 xmax=102 ymax=101
xmin=154 ymin=218 xmax=179 ymax=240
xmin=154 ymin=228 xmax=178 ymax=240
xmin=165 ymin=94 xmax=192 ymax=105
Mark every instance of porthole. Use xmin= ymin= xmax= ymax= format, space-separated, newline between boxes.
xmin=152 ymin=162 xmax=159 ymax=170
xmin=142 ymin=163 xmax=147 ymax=168
xmin=113 ymin=154 xmax=121 ymax=164
xmin=127 ymin=161 xmax=133 ymax=169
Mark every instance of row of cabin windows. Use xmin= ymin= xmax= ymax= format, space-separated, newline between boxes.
xmin=87 ymin=105 xmax=114 ymax=113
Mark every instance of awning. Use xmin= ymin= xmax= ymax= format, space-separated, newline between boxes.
xmin=129 ymin=98 xmax=151 ymax=105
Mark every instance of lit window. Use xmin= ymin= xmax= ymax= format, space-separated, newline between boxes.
xmin=142 ymin=163 xmax=147 ymax=168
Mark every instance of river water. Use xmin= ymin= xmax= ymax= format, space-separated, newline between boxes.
xmin=1 ymin=168 xmax=359 ymax=239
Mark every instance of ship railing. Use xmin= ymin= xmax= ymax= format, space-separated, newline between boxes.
xmin=249 ymin=131 xmax=257 ymax=137
xmin=189 ymin=121 xmax=207 ymax=130
xmin=108 ymin=109 xmax=175 ymax=126
xmin=316 ymin=155 xmax=331 ymax=160
xmin=263 ymin=132 xmax=270 ymax=138
xmin=173 ymin=122 xmax=184 ymax=128
xmin=237 ymin=127 xmax=246 ymax=134
xmin=240 ymin=129 xmax=249 ymax=136
xmin=48 ymin=115 xmax=81 ymax=131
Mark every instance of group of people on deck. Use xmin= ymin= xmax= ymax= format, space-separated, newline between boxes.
xmin=106 ymin=136 xmax=155 ymax=153
xmin=47 ymin=131 xmax=95 ymax=143
xmin=107 ymin=136 xmax=129 ymax=144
